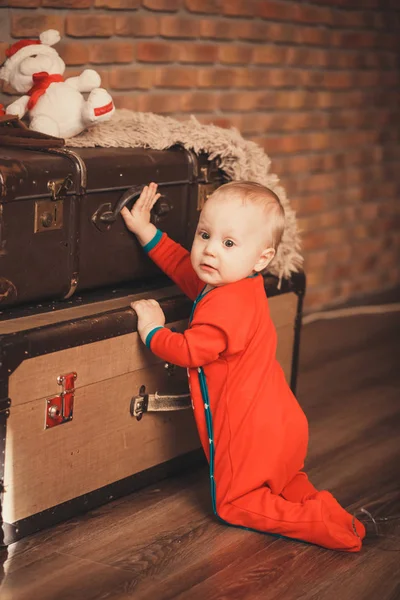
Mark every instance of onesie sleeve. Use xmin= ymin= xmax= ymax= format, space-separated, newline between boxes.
xmin=145 ymin=323 xmax=227 ymax=368
xmin=146 ymin=282 xmax=255 ymax=367
xmin=144 ymin=230 xmax=204 ymax=301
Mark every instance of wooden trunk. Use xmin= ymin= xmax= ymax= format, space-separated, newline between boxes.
xmin=0 ymin=273 xmax=305 ymax=545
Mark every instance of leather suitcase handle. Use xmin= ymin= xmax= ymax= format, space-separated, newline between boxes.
xmin=100 ymin=185 xmax=143 ymax=223
xmin=130 ymin=391 xmax=191 ymax=421
xmin=96 ymin=180 xmax=190 ymax=225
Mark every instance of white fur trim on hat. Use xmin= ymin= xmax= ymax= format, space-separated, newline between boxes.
xmin=0 ymin=41 xmax=59 ymax=84
xmin=39 ymin=30 xmax=61 ymax=47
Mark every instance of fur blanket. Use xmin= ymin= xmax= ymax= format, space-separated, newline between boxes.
xmin=67 ymin=109 xmax=302 ymax=280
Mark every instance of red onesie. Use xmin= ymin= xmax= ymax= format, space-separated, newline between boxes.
xmin=143 ymin=230 xmax=365 ymax=552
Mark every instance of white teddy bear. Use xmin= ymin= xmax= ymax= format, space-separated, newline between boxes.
xmin=0 ymin=30 xmax=115 ymax=138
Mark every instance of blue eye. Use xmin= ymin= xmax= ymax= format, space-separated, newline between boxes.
xmin=200 ymin=231 xmax=209 ymax=240
xmin=224 ymin=239 xmax=234 ymax=247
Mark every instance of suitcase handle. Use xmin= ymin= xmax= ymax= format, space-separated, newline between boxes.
xmin=97 ymin=181 xmax=190 ymax=225
xmin=100 ymin=185 xmax=142 ymax=223
xmin=130 ymin=388 xmax=192 ymax=421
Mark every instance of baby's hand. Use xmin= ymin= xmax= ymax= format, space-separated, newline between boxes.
xmin=131 ymin=299 xmax=166 ymax=344
xmin=120 ymin=182 xmax=160 ymax=239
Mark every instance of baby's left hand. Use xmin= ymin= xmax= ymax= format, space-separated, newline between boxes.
xmin=131 ymin=299 xmax=165 ymax=343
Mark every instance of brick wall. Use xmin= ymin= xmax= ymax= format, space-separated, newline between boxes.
xmin=1 ymin=0 xmax=399 ymax=310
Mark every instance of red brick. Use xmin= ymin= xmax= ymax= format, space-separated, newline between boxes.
xmin=9 ymin=0 xmax=41 ymax=6
xmin=262 ymin=22 xmax=299 ymax=44
xmin=89 ymin=41 xmax=135 ymax=64
xmin=180 ymin=92 xmax=218 ymax=112
xmin=259 ymin=91 xmax=314 ymax=110
xmin=142 ymin=0 xmax=181 ymax=10
xmin=328 ymin=244 xmax=353 ymax=264
xmin=258 ymin=68 xmax=304 ymax=88
xmin=219 ymin=91 xmax=262 ymax=111
xmin=11 ymin=14 xmax=65 ymax=37
xmin=332 ymin=30 xmax=378 ymax=49
xmin=323 ymin=71 xmax=354 ymax=89
xmin=298 ymin=194 xmax=327 ymax=214
xmin=94 ymin=0 xmax=139 ymax=7
xmin=239 ymin=113 xmax=318 ymax=135
xmin=58 ymin=42 xmax=90 ymax=65
xmin=179 ymin=43 xmax=218 ymax=64
xmin=237 ymin=21 xmax=270 ymax=41
xmin=67 ymin=14 xmax=115 ymax=37
xmin=160 ymin=16 xmax=200 ymax=38
xmin=304 ymin=250 xmax=329 ymax=270
xmin=297 ymin=25 xmax=331 ymax=46
xmin=197 ymin=115 xmax=243 ymax=130
xmin=302 ymin=227 xmax=347 ymax=251
xmin=116 ymin=15 xmax=158 ymax=37
xmin=113 ymin=95 xmax=138 ymax=111
xmin=109 ymin=67 xmax=153 ymax=89
xmin=251 ymin=45 xmax=287 ymax=65
xmin=295 ymin=3 xmax=332 ymax=25
xmin=136 ymin=93 xmax=181 ymax=113
xmin=333 ymin=9 xmax=365 ymax=29
xmin=218 ymin=45 xmax=253 ymax=65
xmin=220 ymin=0 xmax=258 ymax=17
xmin=284 ymin=47 xmax=327 ymax=68
xmin=197 ymin=68 xmax=236 ymax=88
xmin=154 ymin=66 xmax=197 ymax=88
xmin=43 ymin=0 xmax=92 ymax=7
xmin=137 ymin=41 xmax=179 ymax=62
xmin=185 ymin=0 xmax=220 ymax=13
xmin=257 ymin=0 xmax=292 ymax=21
xmin=200 ymin=19 xmax=242 ymax=40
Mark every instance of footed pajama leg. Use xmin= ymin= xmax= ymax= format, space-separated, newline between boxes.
xmin=280 ymin=471 xmax=366 ymax=542
xmin=217 ymin=483 xmax=363 ymax=552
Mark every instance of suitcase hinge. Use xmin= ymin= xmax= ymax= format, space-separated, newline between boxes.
xmin=45 ymin=372 xmax=77 ymax=429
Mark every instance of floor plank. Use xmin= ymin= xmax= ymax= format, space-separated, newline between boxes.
xmin=0 ymin=312 xmax=399 ymax=600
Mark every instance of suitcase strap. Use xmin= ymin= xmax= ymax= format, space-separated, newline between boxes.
xmin=131 ymin=391 xmax=191 ymax=421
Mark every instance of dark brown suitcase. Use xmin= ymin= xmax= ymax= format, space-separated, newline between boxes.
xmin=0 ymin=144 xmax=224 ymax=308
xmin=0 ymin=271 xmax=305 ymax=545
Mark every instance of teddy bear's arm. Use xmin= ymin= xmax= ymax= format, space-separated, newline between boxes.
xmin=66 ymin=69 xmax=101 ymax=93
xmin=6 ymin=96 xmax=29 ymax=119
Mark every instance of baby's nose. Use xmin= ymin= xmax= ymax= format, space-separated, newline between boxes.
xmin=204 ymin=242 xmax=217 ymax=256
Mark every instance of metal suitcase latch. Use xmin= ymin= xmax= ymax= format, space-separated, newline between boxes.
xmin=47 ymin=174 xmax=73 ymax=201
xmin=45 ymin=372 xmax=77 ymax=429
xmin=131 ymin=385 xmax=191 ymax=421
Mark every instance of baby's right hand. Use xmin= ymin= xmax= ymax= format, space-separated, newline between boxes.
xmin=120 ymin=182 xmax=161 ymax=236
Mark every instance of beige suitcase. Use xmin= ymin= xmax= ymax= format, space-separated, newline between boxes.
xmin=0 ymin=273 xmax=305 ymax=545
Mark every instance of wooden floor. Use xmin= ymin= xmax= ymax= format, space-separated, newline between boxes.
xmin=0 ymin=311 xmax=399 ymax=600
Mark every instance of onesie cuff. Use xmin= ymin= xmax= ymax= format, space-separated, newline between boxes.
xmin=145 ymin=326 xmax=164 ymax=348
xmin=143 ymin=229 xmax=163 ymax=253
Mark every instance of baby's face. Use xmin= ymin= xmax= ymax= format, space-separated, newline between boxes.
xmin=190 ymin=194 xmax=272 ymax=288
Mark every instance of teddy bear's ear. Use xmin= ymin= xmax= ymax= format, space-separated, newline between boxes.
xmin=39 ymin=30 xmax=61 ymax=47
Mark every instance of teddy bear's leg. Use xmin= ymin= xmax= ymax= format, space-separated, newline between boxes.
xmin=82 ymin=88 xmax=115 ymax=125
xmin=30 ymin=115 xmax=61 ymax=137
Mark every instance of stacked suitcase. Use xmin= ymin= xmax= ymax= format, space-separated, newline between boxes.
xmin=0 ymin=132 xmax=305 ymax=545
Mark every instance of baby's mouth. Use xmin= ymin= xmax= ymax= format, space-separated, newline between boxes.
xmin=200 ymin=263 xmax=217 ymax=272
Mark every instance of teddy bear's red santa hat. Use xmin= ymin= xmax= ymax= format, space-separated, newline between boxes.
xmin=0 ymin=30 xmax=61 ymax=83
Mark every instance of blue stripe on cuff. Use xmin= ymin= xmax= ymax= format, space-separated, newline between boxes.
xmin=143 ymin=229 xmax=163 ymax=253
xmin=145 ymin=326 xmax=164 ymax=348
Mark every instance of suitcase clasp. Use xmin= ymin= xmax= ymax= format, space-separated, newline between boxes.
xmin=47 ymin=174 xmax=73 ymax=201
xmin=45 ymin=372 xmax=77 ymax=429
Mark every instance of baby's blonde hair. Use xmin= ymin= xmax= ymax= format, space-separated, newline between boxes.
xmin=210 ymin=181 xmax=285 ymax=250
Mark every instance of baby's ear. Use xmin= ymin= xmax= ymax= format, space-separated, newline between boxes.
xmin=254 ymin=247 xmax=275 ymax=272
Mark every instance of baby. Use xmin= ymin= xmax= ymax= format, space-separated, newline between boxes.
xmin=121 ymin=181 xmax=365 ymax=552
